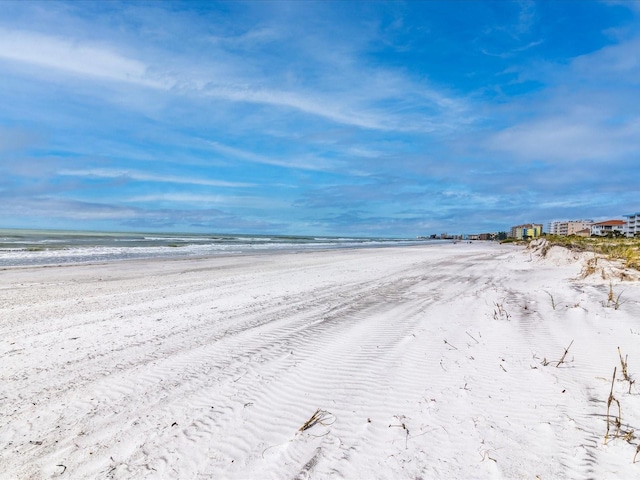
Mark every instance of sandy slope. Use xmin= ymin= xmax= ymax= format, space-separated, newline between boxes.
xmin=2 ymin=243 xmax=640 ymax=479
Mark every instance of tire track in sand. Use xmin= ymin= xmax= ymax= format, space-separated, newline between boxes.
xmin=4 ymin=246 xmax=480 ymax=476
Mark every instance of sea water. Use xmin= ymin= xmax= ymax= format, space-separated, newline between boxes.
xmin=0 ymin=229 xmax=431 ymax=267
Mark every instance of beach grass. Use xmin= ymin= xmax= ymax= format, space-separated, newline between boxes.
xmin=538 ymin=235 xmax=640 ymax=271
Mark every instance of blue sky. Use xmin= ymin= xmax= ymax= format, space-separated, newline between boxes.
xmin=0 ymin=0 xmax=639 ymax=237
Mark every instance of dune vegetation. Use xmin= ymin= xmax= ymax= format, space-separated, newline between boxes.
xmin=542 ymin=235 xmax=640 ymax=271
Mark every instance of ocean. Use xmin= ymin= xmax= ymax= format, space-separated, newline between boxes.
xmin=0 ymin=229 xmax=431 ymax=267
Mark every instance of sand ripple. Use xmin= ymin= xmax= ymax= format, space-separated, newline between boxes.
xmin=2 ymin=244 xmax=640 ymax=479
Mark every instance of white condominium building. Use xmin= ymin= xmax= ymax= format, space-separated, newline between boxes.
xmin=623 ymin=212 xmax=640 ymax=237
xmin=547 ymin=220 xmax=592 ymax=236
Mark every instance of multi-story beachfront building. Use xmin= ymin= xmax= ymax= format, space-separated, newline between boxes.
xmin=510 ymin=223 xmax=543 ymax=239
xmin=590 ymin=220 xmax=625 ymax=237
xmin=623 ymin=212 xmax=640 ymax=237
xmin=548 ymin=220 xmax=593 ymax=236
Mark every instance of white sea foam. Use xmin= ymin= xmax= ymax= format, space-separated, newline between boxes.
xmin=0 ymin=229 xmax=430 ymax=267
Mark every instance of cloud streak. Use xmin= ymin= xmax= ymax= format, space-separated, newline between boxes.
xmin=57 ymin=169 xmax=255 ymax=188
xmin=0 ymin=28 xmax=168 ymax=88
xmin=0 ymin=20 xmax=470 ymax=134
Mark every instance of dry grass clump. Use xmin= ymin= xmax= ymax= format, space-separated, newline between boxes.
xmin=580 ymin=256 xmax=600 ymax=279
xmin=619 ymin=347 xmax=635 ymax=394
xmin=605 ymin=366 xmax=623 ymax=445
xmin=493 ymin=301 xmax=511 ymax=321
xmin=605 ymin=282 xmax=625 ymax=310
xmin=540 ymin=340 xmax=574 ymax=367
xmin=298 ymin=409 xmax=335 ymax=432
xmin=603 ymin=348 xmax=639 ymax=463
xmin=262 ymin=408 xmax=336 ymax=459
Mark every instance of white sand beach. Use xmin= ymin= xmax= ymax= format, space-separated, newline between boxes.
xmin=2 ymin=241 xmax=640 ymax=479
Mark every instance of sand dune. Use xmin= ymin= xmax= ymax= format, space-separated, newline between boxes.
xmin=2 ymin=242 xmax=640 ymax=479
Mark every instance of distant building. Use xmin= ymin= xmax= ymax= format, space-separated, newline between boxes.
xmin=575 ymin=228 xmax=591 ymax=238
xmin=591 ymin=220 xmax=625 ymax=237
xmin=510 ymin=223 xmax=543 ymax=240
xmin=623 ymin=212 xmax=640 ymax=237
xmin=478 ymin=233 xmax=496 ymax=241
xmin=441 ymin=232 xmax=457 ymax=240
xmin=548 ymin=220 xmax=593 ymax=236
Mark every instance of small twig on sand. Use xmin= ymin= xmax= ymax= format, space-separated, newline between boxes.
xmin=556 ymin=340 xmax=574 ymax=367
xmin=444 ymin=339 xmax=458 ymax=350
xmin=389 ymin=416 xmax=410 ymax=450
xmin=466 ymin=331 xmax=479 ymax=344
xmin=545 ymin=291 xmax=556 ymax=310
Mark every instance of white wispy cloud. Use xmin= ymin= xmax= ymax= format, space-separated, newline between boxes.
xmin=0 ymin=21 xmax=471 ymax=134
xmin=570 ymin=37 xmax=640 ymax=80
xmin=58 ymin=168 xmax=254 ymax=188
xmin=127 ymin=193 xmax=291 ymax=209
xmin=201 ymin=85 xmax=426 ymax=132
xmin=208 ymin=27 xmax=282 ymax=49
xmin=205 ymin=141 xmax=344 ymax=172
xmin=0 ymin=28 xmax=170 ymax=88
xmin=603 ymin=1 xmax=640 ymax=14
xmin=486 ymin=119 xmax=638 ymax=161
xmin=0 ymin=127 xmax=41 ymax=152
xmin=484 ymin=32 xmax=640 ymax=163
xmin=481 ymin=39 xmax=544 ymax=58
xmin=0 ymin=196 xmax=139 ymax=221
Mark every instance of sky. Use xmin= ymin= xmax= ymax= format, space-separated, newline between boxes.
xmin=0 ymin=0 xmax=639 ymax=237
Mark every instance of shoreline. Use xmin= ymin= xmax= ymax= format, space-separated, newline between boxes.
xmin=0 ymin=230 xmax=444 ymax=269
xmin=2 ymin=242 xmax=640 ymax=479
xmin=0 ymin=240 xmax=466 ymax=273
